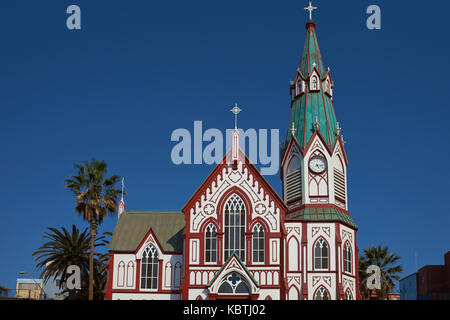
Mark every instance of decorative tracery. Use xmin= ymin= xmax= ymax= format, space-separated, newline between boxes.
xmin=218 ymin=273 xmax=250 ymax=294
xmin=141 ymin=245 xmax=159 ymax=289
xmin=314 ymin=237 xmax=329 ymax=270
xmin=315 ymin=286 xmax=330 ymax=300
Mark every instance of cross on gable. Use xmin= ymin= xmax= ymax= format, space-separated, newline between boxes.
xmin=291 ymin=122 xmax=296 ymax=136
xmin=228 ymin=273 xmax=241 ymax=285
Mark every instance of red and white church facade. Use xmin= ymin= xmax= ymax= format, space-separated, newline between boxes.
xmin=105 ymin=6 xmax=360 ymax=300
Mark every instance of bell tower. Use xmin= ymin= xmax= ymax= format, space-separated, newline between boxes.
xmin=281 ymin=2 xmax=360 ymax=300
xmin=280 ymin=8 xmax=347 ymax=213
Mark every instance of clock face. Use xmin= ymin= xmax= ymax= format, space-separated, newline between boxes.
xmin=309 ymin=156 xmax=327 ymax=173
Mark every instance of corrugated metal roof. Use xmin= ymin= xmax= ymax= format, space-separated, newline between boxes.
xmin=108 ymin=211 xmax=185 ymax=253
xmin=285 ymin=207 xmax=358 ymax=229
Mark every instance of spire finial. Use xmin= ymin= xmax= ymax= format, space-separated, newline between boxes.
xmin=314 ymin=116 xmax=320 ymax=130
xmin=291 ymin=122 xmax=296 ymax=136
xmin=336 ymin=122 xmax=342 ymax=136
xmin=121 ymin=177 xmax=124 ymax=201
xmin=304 ymin=1 xmax=318 ymax=21
xmin=230 ymin=104 xmax=242 ymax=163
xmin=230 ymin=103 xmax=242 ymax=129
xmin=118 ymin=177 xmax=125 ymax=218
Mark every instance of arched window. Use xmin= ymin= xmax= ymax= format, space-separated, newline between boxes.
xmin=315 ymin=286 xmax=330 ymax=300
xmin=252 ymin=223 xmax=265 ymax=263
xmin=218 ymin=273 xmax=250 ymax=294
xmin=344 ymin=241 xmax=352 ymax=273
xmin=224 ymin=194 xmax=246 ymax=261
xmin=345 ymin=289 xmax=353 ymax=300
xmin=141 ymin=245 xmax=159 ymax=289
xmin=311 ymin=76 xmax=318 ymax=90
xmin=205 ymin=224 xmax=217 ymax=263
xmin=314 ymin=238 xmax=329 ymax=270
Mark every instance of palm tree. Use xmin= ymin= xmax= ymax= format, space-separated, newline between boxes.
xmin=32 ymin=225 xmax=109 ymax=299
xmin=64 ymin=159 xmax=122 ymax=300
xmin=359 ymin=245 xmax=403 ymax=300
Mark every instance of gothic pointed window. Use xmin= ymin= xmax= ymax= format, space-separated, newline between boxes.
xmin=252 ymin=223 xmax=265 ymax=264
xmin=315 ymin=286 xmax=330 ymax=300
xmin=314 ymin=237 xmax=329 ymax=270
xmin=344 ymin=241 xmax=352 ymax=274
xmin=224 ymin=194 xmax=246 ymax=261
xmin=141 ymin=245 xmax=159 ymax=289
xmin=345 ymin=289 xmax=353 ymax=300
xmin=205 ymin=224 xmax=217 ymax=263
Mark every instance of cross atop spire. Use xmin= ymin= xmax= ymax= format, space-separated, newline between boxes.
xmin=304 ymin=1 xmax=318 ymax=21
xmin=230 ymin=104 xmax=242 ymax=163
xmin=314 ymin=116 xmax=320 ymax=130
xmin=336 ymin=122 xmax=342 ymax=136
xmin=230 ymin=103 xmax=242 ymax=129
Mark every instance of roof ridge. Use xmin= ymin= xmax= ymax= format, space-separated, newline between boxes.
xmin=126 ymin=210 xmax=183 ymax=214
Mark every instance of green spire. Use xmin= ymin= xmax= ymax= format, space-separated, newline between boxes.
xmin=284 ymin=20 xmax=339 ymax=154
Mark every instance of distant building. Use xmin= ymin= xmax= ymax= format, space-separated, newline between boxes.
xmin=16 ymin=279 xmax=43 ymax=300
xmin=0 ymin=285 xmax=11 ymax=299
xmin=400 ymin=251 xmax=450 ymax=300
xmin=400 ymin=273 xmax=418 ymax=300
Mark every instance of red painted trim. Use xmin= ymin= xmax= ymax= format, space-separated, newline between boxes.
xmin=104 ymin=252 xmax=114 ymax=300
xmin=134 ymin=227 xmax=167 ymax=256
xmin=288 ymin=203 xmax=350 ymax=216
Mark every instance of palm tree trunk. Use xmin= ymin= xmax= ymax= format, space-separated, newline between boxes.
xmin=89 ymin=220 xmax=97 ymax=300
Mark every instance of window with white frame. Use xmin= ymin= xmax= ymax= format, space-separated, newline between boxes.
xmin=141 ymin=245 xmax=159 ymax=289
xmin=311 ymin=76 xmax=318 ymax=91
xmin=252 ymin=223 xmax=265 ymax=263
xmin=224 ymin=194 xmax=246 ymax=261
xmin=345 ymin=289 xmax=352 ymax=300
xmin=205 ymin=223 xmax=217 ymax=263
xmin=315 ymin=286 xmax=330 ymax=300
xmin=314 ymin=237 xmax=329 ymax=270
xmin=344 ymin=241 xmax=352 ymax=273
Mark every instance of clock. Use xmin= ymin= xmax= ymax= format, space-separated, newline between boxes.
xmin=309 ymin=156 xmax=327 ymax=173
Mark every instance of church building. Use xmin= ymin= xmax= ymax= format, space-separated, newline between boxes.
xmin=105 ymin=3 xmax=360 ymax=300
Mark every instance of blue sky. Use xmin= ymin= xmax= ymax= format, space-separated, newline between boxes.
xmin=1 ymin=0 xmax=449 ymax=292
